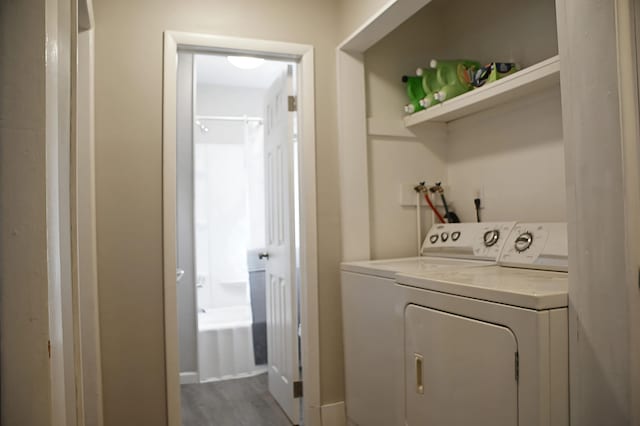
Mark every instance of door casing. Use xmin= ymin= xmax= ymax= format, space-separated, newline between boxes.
xmin=162 ymin=31 xmax=320 ymax=426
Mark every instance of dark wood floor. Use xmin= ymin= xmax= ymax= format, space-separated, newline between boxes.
xmin=181 ymin=374 xmax=293 ymax=426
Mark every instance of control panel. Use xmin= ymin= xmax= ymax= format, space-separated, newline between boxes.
xmin=499 ymin=223 xmax=568 ymax=272
xmin=421 ymin=222 xmax=515 ymax=261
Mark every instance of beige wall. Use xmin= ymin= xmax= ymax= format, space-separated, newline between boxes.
xmin=0 ymin=1 xmax=52 ymax=425
xmin=93 ymin=0 xmax=344 ymax=424
xmin=339 ymin=0 xmax=392 ymax=40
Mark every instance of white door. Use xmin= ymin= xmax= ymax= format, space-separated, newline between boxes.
xmin=405 ymin=304 xmax=518 ymax=426
xmin=264 ymin=65 xmax=300 ymax=424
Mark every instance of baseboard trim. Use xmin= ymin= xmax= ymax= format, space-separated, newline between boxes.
xmin=320 ymin=401 xmax=346 ymax=426
xmin=179 ymin=371 xmax=199 ymax=385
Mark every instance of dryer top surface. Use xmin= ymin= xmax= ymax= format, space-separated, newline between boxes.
xmin=396 ymin=265 xmax=568 ymax=310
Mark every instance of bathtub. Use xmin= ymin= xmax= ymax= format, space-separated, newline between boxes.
xmin=197 ymin=305 xmax=267 ymax=382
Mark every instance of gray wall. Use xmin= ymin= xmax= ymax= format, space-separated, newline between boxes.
xmin=0 ymin=1 xmax=52 ymax=424
xmin=176 ymin=52 xmax=198 ymax=374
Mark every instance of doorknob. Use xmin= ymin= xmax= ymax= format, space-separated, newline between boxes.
xmin=176 ymin=268 xmax=185 ymax=282
xmin=258 ymin=252 xmax=270 ymax=260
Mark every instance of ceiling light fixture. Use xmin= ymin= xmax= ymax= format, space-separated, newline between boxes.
xmin=227 ymin=55 xmax=265 ymax=70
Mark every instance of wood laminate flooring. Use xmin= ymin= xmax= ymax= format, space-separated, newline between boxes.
xmin=181 ymin=374 xmax=294 ymax=426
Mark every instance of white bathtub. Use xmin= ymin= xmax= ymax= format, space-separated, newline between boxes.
xmin=197 ymin=305 xmax=267 ymax=382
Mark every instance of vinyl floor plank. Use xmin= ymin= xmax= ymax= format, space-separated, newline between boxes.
xmin=181 ymin=374 xmax=293 ymax=426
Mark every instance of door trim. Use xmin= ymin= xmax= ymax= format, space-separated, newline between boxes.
xmin=162 ymin=31 xmax=320 ymax=426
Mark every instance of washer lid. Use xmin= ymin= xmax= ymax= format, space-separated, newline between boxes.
xmin=340 ymin=256 xmax=493 ymax=279
xmin=396 ymin=266 xmax=568 ymax=310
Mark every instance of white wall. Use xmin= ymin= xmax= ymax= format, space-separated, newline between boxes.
xmin=446 ymin=88 xmax=565 ymax=223
xmin=197 ymin=84 xmax=266 ymax=117
xmin=363 ymin=0 xmax=563 ymax=259
xmin=339 ymin=0 xmax=393 ymax=40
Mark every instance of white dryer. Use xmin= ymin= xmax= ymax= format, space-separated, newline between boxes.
xmin=340 ymin=222 xmax=515 ymax=426
xmin=395 ymin=223 xmax=569 ymax=426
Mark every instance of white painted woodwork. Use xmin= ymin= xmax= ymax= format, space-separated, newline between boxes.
xmin=556 ymin=0 xmax=640 ymax=424
xmin=339 ymin=0 xmax=432 ymax=52
xmin=47 ymin=0 xmax=81 ymax=424
xmin=336 ymin=50 xmax=371 ymax=261
xmin=77 ymin=28 xmax=104 ymax=426
xmin=404 ymin=305 xmax=518 ymax=426
xmin=404 ymin=56 xmax=560 ymax=126
xmin=163 ymin=32 xmax=319 ymax=426
xmin=264 ymin=66 xmax=300 ymax=424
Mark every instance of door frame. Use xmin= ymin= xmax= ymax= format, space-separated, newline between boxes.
xmin=162 ymin=31 xmax=320 ymax=426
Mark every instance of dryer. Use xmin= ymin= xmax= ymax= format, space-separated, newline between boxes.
xmin=395 ymin=223 xmax=569 ymax=426
xmin=340 ymin=222 xmax=515 ymax=426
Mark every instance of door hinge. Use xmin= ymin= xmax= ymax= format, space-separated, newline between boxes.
xmin=293 ymin=380 xmax=303 ymax=398
xmin=48 ymin=340 xmax=51 ymax=359
xmin=515 ymin=352 xmax=519 ymax=382
xmin=288 ymin=95 xmax=297 ymax=112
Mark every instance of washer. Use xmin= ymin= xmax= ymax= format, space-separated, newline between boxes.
xmin=340 ymin=222 xmax=515 ymax=426
xmin=395 ymin=223 xmax=569 ymax=426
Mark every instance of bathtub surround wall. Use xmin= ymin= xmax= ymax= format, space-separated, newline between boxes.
xmin=192 ymin=81 xmax=267 ymax=312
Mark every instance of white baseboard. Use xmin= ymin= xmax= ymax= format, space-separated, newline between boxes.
xmin=320 ymin=401 xmax=346 ymax=426
xmin=179 ymin=371 xmax=199 ymax=385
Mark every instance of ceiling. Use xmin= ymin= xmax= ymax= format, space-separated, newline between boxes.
xmin=194 ymin=53 xmax=290 ymax=89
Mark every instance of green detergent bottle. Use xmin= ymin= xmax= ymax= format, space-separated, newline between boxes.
xmin=416 ymin=67 xmax=442 ymax=109
xmin=430 ymin=59 xmax=480 ymax=102
xmin=402 ymin=75 xmax=427 ymax=114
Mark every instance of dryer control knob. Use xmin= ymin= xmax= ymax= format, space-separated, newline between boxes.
xmin=429 ymin=234 xmax=439 ymax=244
xmin=483 ymin=230 xmax=500 ymax=247
xmin=451 ymin=231 xmax=461 ymax=241
xmin=514 ymin=232 xmax=533 ymax=252
xmin=441 ymin=232 xmax=449 ymax=242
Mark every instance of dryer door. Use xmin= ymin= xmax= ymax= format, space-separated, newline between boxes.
xmin=405 ymin=304 xmax=518 ymax=426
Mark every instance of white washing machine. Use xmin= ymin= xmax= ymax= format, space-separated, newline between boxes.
xmin=395 ymin=223 xmax=569 ymax=426
xmin=340 ymin=222 xmax=515 ymax=426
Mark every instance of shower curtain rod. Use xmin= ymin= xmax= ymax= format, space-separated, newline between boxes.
xmin=195 ymin=115 xmax=263 ymax=123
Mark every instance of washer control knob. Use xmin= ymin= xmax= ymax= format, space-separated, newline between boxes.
xmin=441 ymin=232 xmax=449 ymax=242
xmin=483 ymin=230 xmax=500 ymax=247
xmin=429 ymin=234 xmax=439 ymax=244
xmin=514 ymin=232 xmax=533 ymax=252
xmin=451 ymin=231 xmax=461 ymax=241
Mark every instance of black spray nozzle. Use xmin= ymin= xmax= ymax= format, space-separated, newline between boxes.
xmin=402 ymin=75 xmax=409 ymax=83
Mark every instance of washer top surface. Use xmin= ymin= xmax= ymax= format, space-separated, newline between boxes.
xmin=341 ymin=256 xmax=493 ymax=279
xmin=341 ymin=222 xmax=516 ymax=279
xmin=396 ymin=266 xmax=568 ymax=310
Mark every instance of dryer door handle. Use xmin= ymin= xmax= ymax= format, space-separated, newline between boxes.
xmin=414 ymin=353 xmax=424 ymax=395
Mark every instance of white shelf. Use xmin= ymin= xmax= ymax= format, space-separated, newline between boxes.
xmin=404 ymin=55 xmax=560 ymax=127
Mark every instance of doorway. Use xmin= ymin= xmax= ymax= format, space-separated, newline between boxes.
xmin=162 ymin=32 xmax=320 ymax=426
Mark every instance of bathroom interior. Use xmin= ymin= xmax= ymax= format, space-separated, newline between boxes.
xmin=175 ymin=51 xmax=299 ymax=418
